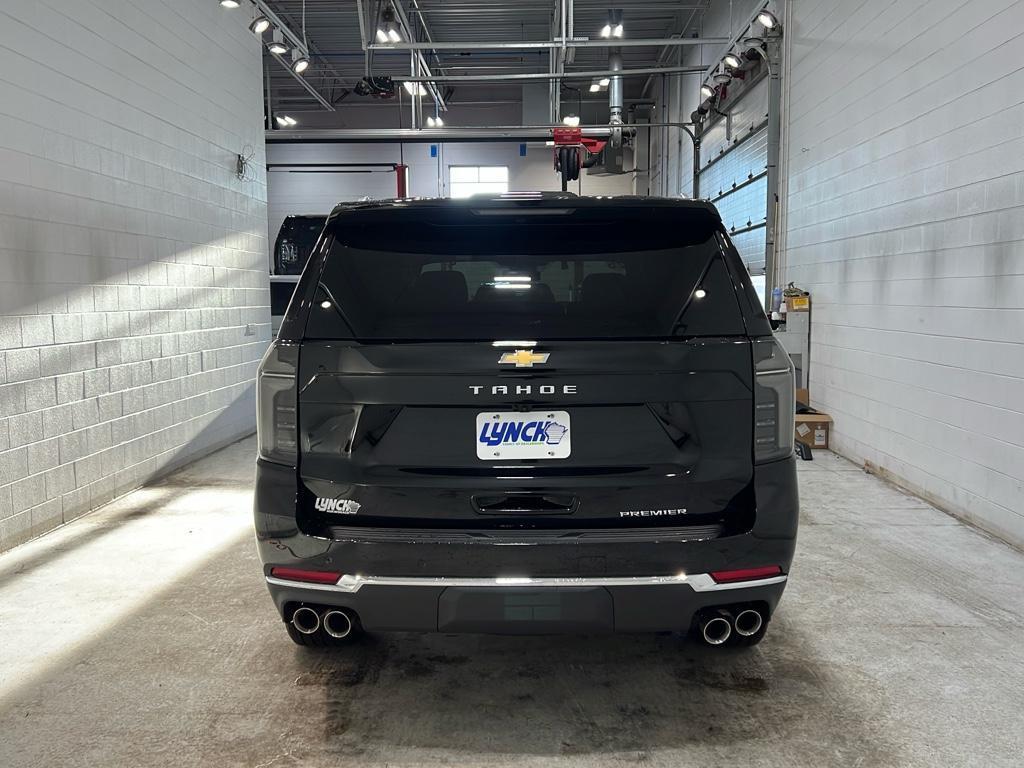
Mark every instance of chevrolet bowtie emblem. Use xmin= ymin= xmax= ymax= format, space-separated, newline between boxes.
xmin=498 ymin=349 xmax=550 ymax=368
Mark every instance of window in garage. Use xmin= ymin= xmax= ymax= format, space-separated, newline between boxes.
xmin=449 ymin=165 xmax=509 ymax=198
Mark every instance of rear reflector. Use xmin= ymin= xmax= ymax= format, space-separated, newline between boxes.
xmin=710 ymin=565 xmax=783 ymax=584
xmin=270 ymin=567 xmax=341 ymax=585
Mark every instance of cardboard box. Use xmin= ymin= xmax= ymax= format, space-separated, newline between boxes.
xmin=787 ymin=295 xmax=811 ymax=312
xmin=795 ymin=410 xmax=831 ymax=449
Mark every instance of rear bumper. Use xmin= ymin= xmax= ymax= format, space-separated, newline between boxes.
xmin=254 ymin=455 xmax=798 ymax=633
xmin=265 ymin=573 xmax=787 ymax=634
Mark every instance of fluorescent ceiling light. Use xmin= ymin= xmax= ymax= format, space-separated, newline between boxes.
xmin=403 ymin=81 xmax=427 ymax=96
xmin=589 ymin=82 xmax=600 ymax=93
xmin=249 ymin=16 xmax=271 ymax=34
xmin=276 ymin=115 xmax=297 ymax=127
xmin=599 ymin=77 xmax=610 ymax=87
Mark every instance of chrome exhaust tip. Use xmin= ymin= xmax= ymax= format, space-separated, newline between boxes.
xmin=291 ymin=606 xmax=321 ymax=635
xmin=700 ymin=613 xmax=733 ymax=645
xmin=322 ymin=609 xmax=353 ymax=639
xmin=734 ymin=608 xmax=764 ymax=637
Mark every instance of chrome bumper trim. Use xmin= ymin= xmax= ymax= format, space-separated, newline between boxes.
xmin=266 ymin=573 xmax=787 ymax=593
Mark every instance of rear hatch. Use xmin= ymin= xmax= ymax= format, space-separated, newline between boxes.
xmin=294 ymin=200 xmax=760 ymax=536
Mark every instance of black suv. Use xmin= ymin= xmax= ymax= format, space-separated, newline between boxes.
xmin=255 ymin=195 xmax=798 ymax=648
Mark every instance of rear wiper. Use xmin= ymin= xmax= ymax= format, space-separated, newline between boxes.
xmin=316 ymin=282 xmax=357 ymax=336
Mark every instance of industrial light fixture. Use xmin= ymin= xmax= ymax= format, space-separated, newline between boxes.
xmin=291 ymin=50 xmax=310 ymax=74
xmin=267 ymin=29 xmax=288 ymax=55
xmin=426 ymin=115 xmax=444 ymax=127
xmin=589 ymin=81 xmax=601 ymax=93
xmin=600 ymin=9 xmax=623 ymax=39
xmin=700 ymin=83 xmax=714 ymax=99
xmin=403 ymin=81 xmax=427 ymax=96
xmin=723 ymin=52 xmax=743 ymax=69
xmin=274 ymin=115 xmax=297 ymax=127
xmin=562 ymin=115 xmax=580 ymax=127
xmin=249 ymin=16 xmax=271 ymax=35
xmin=599 ymin=77 xmax=610 ymax=87
xmin=757 ymin=9 xmax=779 ymax=29
xmin=744 ymin=36 xmax=766 ymax=54
xmin=377 ymin=8 xmax=401 ymax=43
xmin=220 ymin=0 xmax=240 ymax=8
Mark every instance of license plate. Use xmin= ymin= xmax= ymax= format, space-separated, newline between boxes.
xmin=476 ymin=410 xmax=571 ymax=460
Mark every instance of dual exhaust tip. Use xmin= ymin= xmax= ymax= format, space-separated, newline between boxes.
xmin=291 ymin=606 xmax=355 ymax=638
xmin=699 ymin=607 xmax=764 ymax=645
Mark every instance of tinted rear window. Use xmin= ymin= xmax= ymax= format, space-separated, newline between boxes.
xmin=305 ymin=205 xmax=745 ymax=341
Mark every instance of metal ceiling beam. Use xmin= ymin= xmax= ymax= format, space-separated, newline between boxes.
xmin=369 ymin=37 xmax=727 ymax=51
xmin=389 ymin=0 xmax=448 ymax=111
xmin=253 ymin=0 xmax=344 ymax=111
xmin=399 ymin=64 xmax=705 ymax=83
xmin=268 ymin=50 xmax=335 ymax=110
xmin=266 ymin=121 xmax=695 ymax=143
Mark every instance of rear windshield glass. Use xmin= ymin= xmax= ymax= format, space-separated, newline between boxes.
xmin=274 ymin=216 xmax=326 ymax=275
xmin=305 ymin=205 xmax=744 ymax=341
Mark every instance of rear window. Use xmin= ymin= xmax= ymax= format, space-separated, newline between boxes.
xmin=305 ymin=205 xmax=745 ymax=341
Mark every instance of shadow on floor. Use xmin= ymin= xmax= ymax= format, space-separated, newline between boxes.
xmin=0 ymin=513 xmax=903 ymax=768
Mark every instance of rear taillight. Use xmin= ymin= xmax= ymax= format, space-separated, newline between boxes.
xmin=269 ymin=567 xmax=340 ymax=584
xmin=752 ymin=336 xmax=795 ymax=463
xmin=257 ymin=341 xmax=298 ymax=465
xmin=710 ymin=565 xmax=783 ymax=584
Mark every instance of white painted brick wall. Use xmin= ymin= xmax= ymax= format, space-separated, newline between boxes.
xmin=781 ymin=0 xmax=1024 ymax=547
xmin=0 ymin=0 xmax=270 ymax=551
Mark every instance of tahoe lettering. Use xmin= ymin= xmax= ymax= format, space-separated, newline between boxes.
xmin=469 ymin=384 xmax=577 ymax=395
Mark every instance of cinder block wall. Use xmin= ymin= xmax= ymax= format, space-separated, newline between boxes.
xmin=0 ymin=0 xmax=270 ymax=551
xmin=781 ymin=0 xmax=1024 ymax=547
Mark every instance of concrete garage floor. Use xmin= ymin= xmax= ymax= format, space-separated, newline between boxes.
xmin=1 ymin=438 xmax=1022 ymax=768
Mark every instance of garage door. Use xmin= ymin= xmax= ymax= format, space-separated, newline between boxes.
xmin=697 ymin=76 xmax=769 ymax=277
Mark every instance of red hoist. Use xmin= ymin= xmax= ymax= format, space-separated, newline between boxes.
xmin=552 ymin=127 xmax=607 ymax=191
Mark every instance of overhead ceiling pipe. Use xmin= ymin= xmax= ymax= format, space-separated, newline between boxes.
xmin=398 ymin=64 xmax=704 ymax=83
xmin=369 ymin=37 xmax=728 ymax=51
xmin=608 ymin=48 xmax=624 ymax=147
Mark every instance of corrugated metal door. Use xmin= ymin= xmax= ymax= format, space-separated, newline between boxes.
xmin=697 ymin=76 xmax=769 ymax=276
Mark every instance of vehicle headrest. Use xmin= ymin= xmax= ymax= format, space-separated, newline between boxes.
xmin=405 ymin=270 xmax=468 ymax=307
xmin=581 ymin=273 xmax=628 ymax=305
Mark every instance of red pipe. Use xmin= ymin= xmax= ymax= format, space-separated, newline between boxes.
xmin=395 ymin=164 xmax=409 ymax=198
